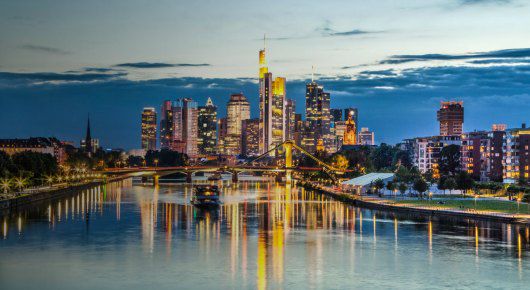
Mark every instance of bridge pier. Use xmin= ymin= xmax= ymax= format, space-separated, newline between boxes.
xmin=152 ymin=175 xmax=159 ymax=186
xmin=186 ymin=172 xmax=193 ymax=183
xmin=232 ymin=171 xmax=238 ymax=183
xmin=275 ymin=173 xmax=284 ymax=183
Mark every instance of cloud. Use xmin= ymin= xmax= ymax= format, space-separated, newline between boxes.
xmin=265 ymin=21 xmax=378 ymax=41
xmin=0 ymin=71 xmax=127 ymax=86
xmin=457 ymin=0 xmax=512 ymax=5
xmin=379 ymin=48 xmax=530 ymax=65
xmin=19 ymin=44 xmax=70 ymax=55
xmin=114 ymin=62 xmax=210 ymax=69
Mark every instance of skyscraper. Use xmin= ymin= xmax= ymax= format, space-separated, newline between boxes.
xmin=437 ymin=101 xmax=464 ymax=136
xmin=160 ymin=100 xmax=173 ymax=149
xmin=303 ymin=80 xmax=332 ymax=152
xmin=242 ymin=118 xmax=260 ymax=156
xmin=198 ymin=97 xmax=217 ymax=155
xmin=359 ymin=127 xmax=375 ymax=146
xmin=284 ymin=99 xmax=295 ymax=141
xmin=218 ymin=117 xmax=227 ymax=154
xmin=225 ymin=93 xmax=250 ymax=155
xmin=258 ymin=39 xmax=286 ymax=155
xmin=170 ymin=98 xmax=198 ymax=157
xmin=330 ymin=109 xmax=343 ymax=123
xmin=141 ymin=107 xmax=157 ymax=151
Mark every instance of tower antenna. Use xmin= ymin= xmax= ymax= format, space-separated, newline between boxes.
xmin=263 ymin=33 xmax=266 ymax=50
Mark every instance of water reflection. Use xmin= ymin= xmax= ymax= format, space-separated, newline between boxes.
xmin=1 ymin=178 xmax=530 ymax=289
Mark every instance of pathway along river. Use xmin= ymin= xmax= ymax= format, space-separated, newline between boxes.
xmin=1 ymin=177 xmax=529 ymax=289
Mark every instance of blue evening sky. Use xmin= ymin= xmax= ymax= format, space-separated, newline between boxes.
xmin=1 ymin=0 xmax=530 ymax=149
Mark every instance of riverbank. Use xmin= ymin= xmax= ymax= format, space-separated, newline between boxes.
xmin=0 ymin=175 xmax=131 ymax=211
xmin=298 ymin=180 xmax=530 ymax=224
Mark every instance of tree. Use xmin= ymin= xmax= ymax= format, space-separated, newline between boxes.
xmin=386 ymin=181 xmax=396 ymax=193
xmin=392 ymin=149 xmax=412 ymax=169
xmin=373 ymin=178 xmax=385 ymax=194
xmin=456 ymin=171 xmax=475 ymax=196
xmin=0 ymin=151 xmax=16 ymax=178
xmin=127 ymin=155 xmax=144 ymax=167
xmin=370 ymin=143 xmax=395 ymax=170
xmin=11 ymin=151 xmax=58 ymax=183
xmin=423 ymin=169 xmax=436 ymax=185
xmin=443 ymin=177 xmax=457 ymax=194
xmin=439 ymin=144 xmax=461 ymax=176
xmin=145 ymin=149 xmax=188 ymax=167
xmin=413 ymin=178 xmax=428 ymax=199
xmin=398 ymin=183 xmax=408 ymax=196
xmin=330 ymin=154 xmax=349 ymax=170
xmin=395 ymin=166 xmax=411 ymax=184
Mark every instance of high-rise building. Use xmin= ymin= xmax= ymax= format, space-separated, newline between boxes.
xmin=303 ymin=80 xmax=332 ymax=152
xmin=218 ymin=117 xmax=227 ymax=154
xmin=258 ymin=41 xmax=286 ymax=155
xmin=225 ymin=93 xmax=250 ymax=155
xmin=358 ymin=127 xmax=375 ymax=146
xmin=198 ymin=97 xmax=217 ymax=155
xmin=160 ymin=100 xmax=174 ymax=149
xmin=330 ymin=109 xmax=343 ymax=123
xmin=242 ymin=118 xmax=260 ymax=156
xmin=461 ymin=131 xmax=490 ymax=181
xmin=503 ymin=124 xmax=530 ymax=183
xmin=294 ymin=113 xmax=303 ymax=147
xmin=141 ymin=107 xmax=157 ymax=151
xmin=170 ymin=98 xmax=198 ymax=157
xmin=488 ymin=125 xmax=506 ymax=182
xmin=284 ymin=99 xmax=295 ymax=141
xmin=437 ymin=101 xmax=464 ymax=136
xmin=412 ymin=135 xmax=461 ymax=178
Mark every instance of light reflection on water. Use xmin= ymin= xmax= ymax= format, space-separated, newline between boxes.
xmin=1 ymin=178 xmax=530 ymax=289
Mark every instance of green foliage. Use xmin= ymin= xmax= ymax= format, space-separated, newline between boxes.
xmin=330 ymin=154 xmax=349 ymax=170
xmin=145 ymin=149 xmax=189 ymax=167
xmin=398 ymin=183 xmax=408 ymax=195
xmin=439 ymin=144 xmax=461 ymax=176
xmin=413 ymin=178 xmax=428 ymax=198
xmin=386 ymin=181 xmax=396 ymax=192
xmin=373 ymin=178 xmax=385 ymax=192
xmin=370 ymin=143 xmax=395 ymax=171
xmin=443 ymin=177 xmax=458 ymax=192
xmin=11 ymin=151 xmax=58 ymax=181
xmin=127 ymin=155 xmax=144 ymax=167
xmin=456 ymin=171 xmax=475 ymax=193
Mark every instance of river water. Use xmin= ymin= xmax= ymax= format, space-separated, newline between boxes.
xmin=1 ymin=177 xmax=529 ymax=289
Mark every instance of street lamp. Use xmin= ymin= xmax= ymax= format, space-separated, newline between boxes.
xmin=154 ymin=159 xmax=159 ymax=168
xmin=15 ymin=177 xmax=26 ymax=191
xmin=0 ymin=178 xmax=10 ymax=194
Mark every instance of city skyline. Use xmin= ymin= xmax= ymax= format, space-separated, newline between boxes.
xmin=2 ymin=1 xmax=530 ymax=149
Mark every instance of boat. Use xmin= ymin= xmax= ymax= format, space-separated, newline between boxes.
xmin=207 ymin=172 xmax=223 ymax=181
xmin=191 ymin=185 xmax=222 ymax=208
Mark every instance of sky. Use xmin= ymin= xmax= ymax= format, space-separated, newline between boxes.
xmin=1 ymin=0 xmax=530 ymax=149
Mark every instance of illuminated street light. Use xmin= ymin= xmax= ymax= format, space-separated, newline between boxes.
xmin=15 ymin=177 xmax=27 ymax=191
xmin=0 ymin=178 xmax=11 ymax=194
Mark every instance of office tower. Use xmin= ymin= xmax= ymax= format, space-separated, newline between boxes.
xmin=171 ymin=98 xmax=198 ymax=157
xmin=488 ymin=124 xmax=506 ymax=182
xmin=218 ymin=117 xmax=227 ymax=154
xmin=225 ymin=93 xmax=250 ymax=155
xmin=358 ymin=127 xmax=375 ymax=146
xmin=330 ymin=109 xmax=343 ymax=123
xmin=437 ymin=101 xmax=464 ymax=136
xmin=343 ymin=109 xmax=357 ymax=145
xmin=160 ymin=100 xmax=174 ymax=149
xmin=242 ymin=118 xmax=260 ymax=156
xmin=334 ymin=121 xmax=346 ymax=151
xmin=258 ymin=40 xmax=286 ymax=155
xmin=198 ymin=97 xmax=217 ymax=155
xmin=294 ymin=113 xmax=303 ymax=147
xmin=141 ymin=107 xmax=157 ymax=151
xmin=284 ymin=99 xmax=295 ymax=141
xmin=304 ymin=80 xmax=332 ymax=152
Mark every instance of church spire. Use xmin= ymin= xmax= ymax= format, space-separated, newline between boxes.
xmin=85 ymin=115 xmax=93 ymax=154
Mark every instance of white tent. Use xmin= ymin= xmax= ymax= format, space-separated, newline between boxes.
xmin=342 ymin=173 xmax=395 ymax=194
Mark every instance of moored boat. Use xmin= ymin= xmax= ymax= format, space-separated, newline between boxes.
xmin=191 ymin=185 xmax=222 ymax=208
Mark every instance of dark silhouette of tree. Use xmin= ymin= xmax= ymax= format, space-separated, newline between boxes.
xmin=439 ymin=144 xmax=461 ymax=176
xmin=443 ymin=177 xmax=457 ymax=194
xmin=413 ymin=178 xmax=428 ymax=199
xmin=456 ymin=171 xmax=475 ymax=196
xmin=398 ymin=183 xmax=408 ymax=196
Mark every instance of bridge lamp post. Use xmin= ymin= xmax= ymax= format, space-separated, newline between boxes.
xmin=154 ymin=159 xmax=159 ymax=168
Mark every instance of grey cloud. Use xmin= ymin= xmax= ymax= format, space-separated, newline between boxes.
xmin=19 ymin=44 xmax=70 ymax=55
xmin=115 ymin=62 xmax=210 ymax=69
xmin=379 ymin=48 xmax=530 ymax=65
xmin=457 ymin=0 xmax=512 ymax=5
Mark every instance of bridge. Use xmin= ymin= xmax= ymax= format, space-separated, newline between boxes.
xmin=103 ymin=140 xmax=349 ymax=184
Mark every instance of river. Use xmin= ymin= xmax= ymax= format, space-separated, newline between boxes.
xmin=1 ymin=177 xmax=529 ymax=289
